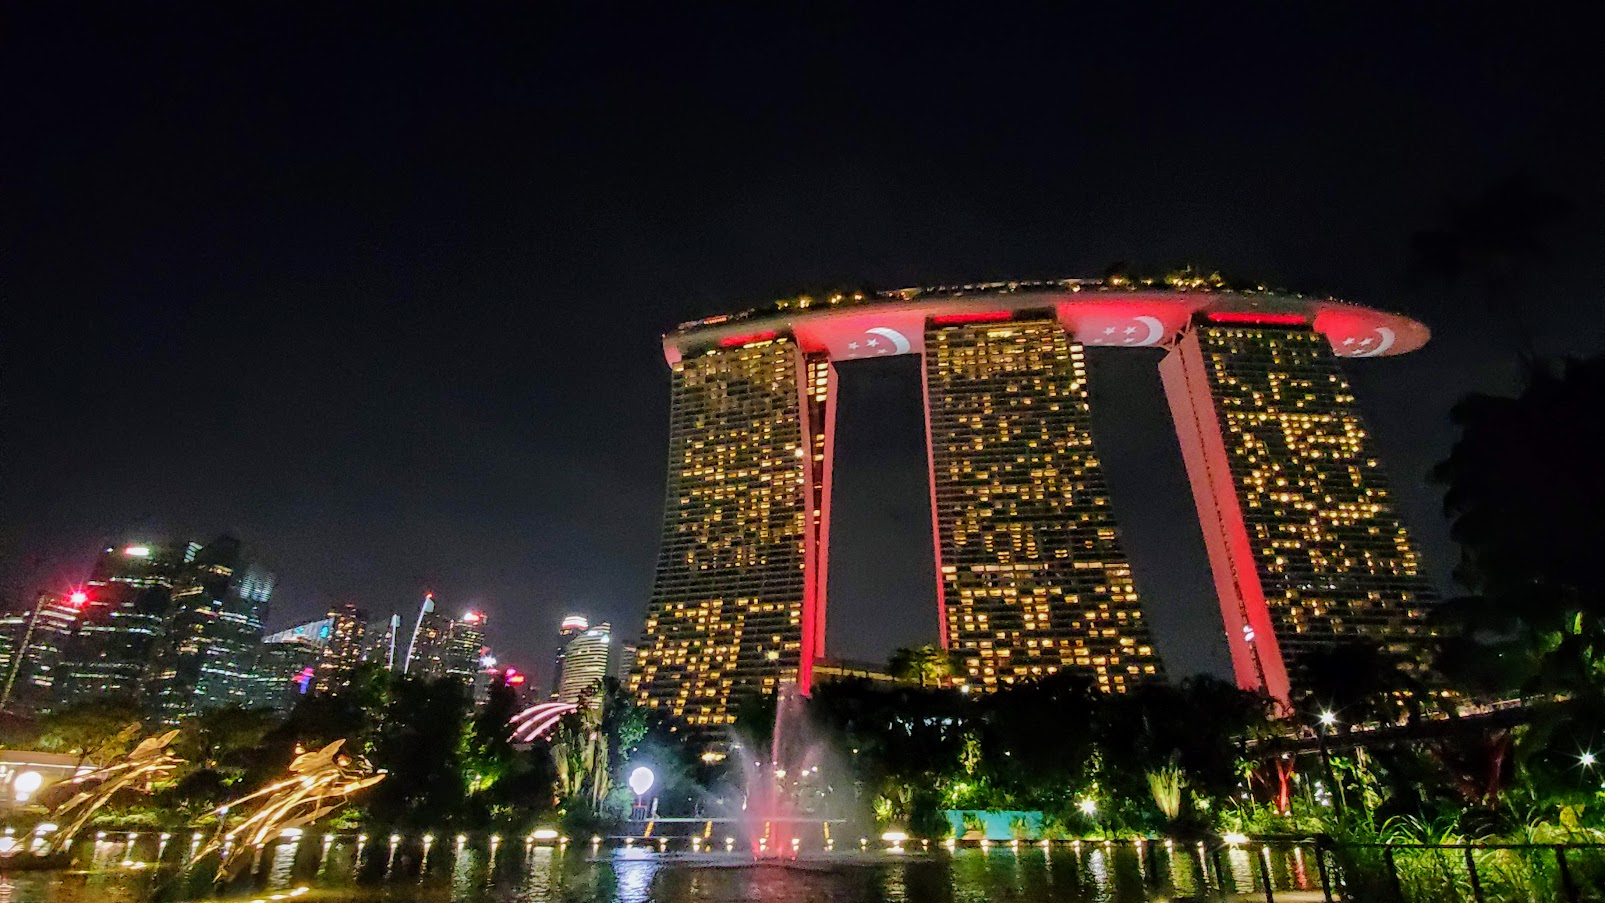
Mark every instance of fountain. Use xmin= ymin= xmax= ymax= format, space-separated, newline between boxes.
xmin=731 ymin=689 xmax=841 ymax=860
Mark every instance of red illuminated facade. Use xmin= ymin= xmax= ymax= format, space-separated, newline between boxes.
xmin=636 ymin=276 xmax=1432 ymax=720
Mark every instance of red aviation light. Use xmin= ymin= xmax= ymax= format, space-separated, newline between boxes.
xmin=69 ymin=591 xmax=89 ymax=606
xmin=718 ymin=330 xmax=779 ymax=348
xmin=929 ymin=311 xmax=1013 ymax=326
xmin=1205 ymin=311 xmax=1308 ymax=326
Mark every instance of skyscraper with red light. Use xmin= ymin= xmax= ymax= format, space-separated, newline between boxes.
xmin=636 ymin=275 xmax=1434 ymax=726
xmin=925 ymin=314 xmax=1161 ymax=692
xmin=632 ymin=337 xmax=823 ymax=726
xmin=0 ymin=590 xmax=85 ymax=713
xmin=1161 ymin=316 xmax=1437 ymax=704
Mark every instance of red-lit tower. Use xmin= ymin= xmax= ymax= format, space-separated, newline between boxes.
xmin=637 ymin=276 xmax=1433 ymax=725
xmin=1160 ymin=311 xmax=1437 ymax=706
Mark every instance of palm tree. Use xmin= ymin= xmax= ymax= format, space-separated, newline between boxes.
xmin=887 ymin=644 xmax=962 ymax=688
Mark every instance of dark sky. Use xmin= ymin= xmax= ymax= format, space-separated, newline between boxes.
xmin=5 ymin=6 xmax=1603 ymax=686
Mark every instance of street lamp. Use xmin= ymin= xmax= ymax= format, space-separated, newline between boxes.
xmin=1316 ymin=710 xmax=1343 ymax=817
xmin=629 ymin=766 xmax=656 ymax=820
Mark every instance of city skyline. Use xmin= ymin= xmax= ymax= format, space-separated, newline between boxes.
xmin=6 ymin=6 xmax=1602 ymax=682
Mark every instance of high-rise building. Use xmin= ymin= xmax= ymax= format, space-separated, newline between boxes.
xmin=360 ymin=612 xmax=402 ymax=671
xmin=313 ymin=604 xmax=368 ymax=694
xmin=403 ymin=593 xmax=451 ymax=679
xmin=400 ymin=595 xmax=486 ymax=686
xmin=636 ymin=276 xmax=1434 ymax=723
xmin=263 ymin=618 xmax=333 ymax=646
xmin=555 ymin=622 xmax=612 ymax=705
xmin=609 ymin=642 xmax=638 ymax=685
xmin=444 ymin=610 xmax=487 ymax=684
xmin=253 ymin=631 xmax=322 ymax=713
xmin=924 ymin=315 xmax=1161 ymax=692
xmin=633 ymin=337 xmax=818 ymax=726
xmin=0 ymin=591 xmax=86 ymax=714
xmin=56 ymin=541 xmax=193 ymax=704
xmin=145 ymin=537 xmax=275 ymax=721
xmin=550 ymin=614 xmax=588 ymax=699
xmin=1160 ymin=317 xmax=1437 ymax=704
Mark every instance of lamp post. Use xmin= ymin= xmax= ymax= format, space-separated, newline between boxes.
xmin=629 ymin=766 xmax=656 ymax=821
xmin=1316 ymin=711 xmax=1344 ymax=818
xmin=1079 ymin=797 xmax=1104 ymax=839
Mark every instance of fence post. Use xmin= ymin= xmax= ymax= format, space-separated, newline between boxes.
xmin=1257 ymin=846 xmax=1277 ymax=903
xmin=1556 ymin=847 xmax=1579 ymax=903
xmin=1383 ymin=847 xmax=1405 ymax=902
xmin=1463 ymin=847 xmax=1486 ymax=903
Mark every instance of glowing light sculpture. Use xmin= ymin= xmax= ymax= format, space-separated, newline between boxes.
xmin=191 ymin=739 xmax=383 ymax=881
xmin=38 ymin=730 xmax=183 ymax=855
xmin=509 ymin=701 xmax=578 ymax=742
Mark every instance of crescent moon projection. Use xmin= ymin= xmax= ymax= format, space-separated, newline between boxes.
xmin=1131 ymin=315 xmax=1166 ymax=347
xmin=1353 ymin=326 xmax=1396 ymax=357
xmin=864 ymin=326 xmax=913 ymax=355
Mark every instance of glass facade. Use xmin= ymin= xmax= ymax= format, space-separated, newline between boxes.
xmin=1161 ymin=323 xmax=1436 ymax=701
xmin=924 ymin=315 xmax=1162 ymax=692
xmin=634 ymin=337 xmax=815 ymax=725
xmin=56 ymin=542 xmax=190 ymax=704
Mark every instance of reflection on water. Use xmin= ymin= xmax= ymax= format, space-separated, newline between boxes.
xmin=0 ymin=836 xmax=1327 ymax=903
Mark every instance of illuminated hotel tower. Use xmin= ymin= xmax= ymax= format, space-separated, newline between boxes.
xmin=925 ymin=314 xmax=1160 ymax=691
xmin=637 ymin=276 xmax=1433 ymax=723
xmin=1160 ymin=314 xmax=1436 ymax=704
xmin=633 ymin=336 xmax=826 ymax=725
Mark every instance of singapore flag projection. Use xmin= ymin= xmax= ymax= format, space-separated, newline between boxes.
xmin=636 ymin=277 xmax=1436 ymax=729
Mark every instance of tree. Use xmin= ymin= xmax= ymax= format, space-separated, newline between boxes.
xmin=463 ymin=675 xmax=519 ymax=795
xmin=887 ymin=644 xmax=963 ymax=688
xmin=1432 ymin=353 xmax=1605 ymax=700
xmin=366 ymin=677 xmax=470 ymax=827
xmin=176 ymin=705 xmax=279 ymax=772
xmin=35 ymin=698 xmax=144 ymax=767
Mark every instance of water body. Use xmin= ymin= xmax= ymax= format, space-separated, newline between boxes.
xmin=0 ymin=836 xmax=1327 ymax=902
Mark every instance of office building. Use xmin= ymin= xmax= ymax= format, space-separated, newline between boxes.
xmin=314 ymin=603 xmax=368 ymax=694
xmin=55 ymin=541 xmax=193 ymax=704
xmin=555 ymin=621 xmax=613 ymax=705
xmin=444 ymin=610 xmax=487 ymax=683
xmin=0 ymin=591 xmax=85 ymax=714
xmin=144 ymin=537 xmax=275 ymax=721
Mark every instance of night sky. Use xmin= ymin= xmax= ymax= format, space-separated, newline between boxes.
xmin=6 ymin=7 xmax=1603 ymax=686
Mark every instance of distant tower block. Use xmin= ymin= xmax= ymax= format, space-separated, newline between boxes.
xmin=1160 ymin=315 xmax=1437 ymax=705
xmin=633 ymin=335 xmax=827 ymax=726
xmin=924 ymin=313 xmax=1161 ymax=693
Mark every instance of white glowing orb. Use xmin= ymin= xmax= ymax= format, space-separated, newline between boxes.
xmin=628 ymin=766 xmax=655 ymax=796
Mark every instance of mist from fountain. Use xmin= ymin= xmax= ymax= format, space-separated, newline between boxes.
xmin=731 ymin=689 xmax=840 ymax=860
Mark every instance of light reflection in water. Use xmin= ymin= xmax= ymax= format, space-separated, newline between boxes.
xmin=1225 ymin=846 xmax=1255 ymax=893
xmin=611 ymin=847 xmax=660 ymax=903
xmin=0 ymin=840 xmax=1340 ymax=902
xmin=264 ymin=839 xmax=298 ymax=889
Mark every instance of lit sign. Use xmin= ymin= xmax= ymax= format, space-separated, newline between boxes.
xmin=124 ymin=546 xmax=151 ymax=557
